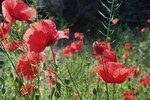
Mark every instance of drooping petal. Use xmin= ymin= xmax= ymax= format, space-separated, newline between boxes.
xmin=57 ymin=29 xmax=70 ymax=39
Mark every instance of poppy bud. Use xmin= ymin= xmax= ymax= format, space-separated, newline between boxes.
xmin=133 ymin=68 xmax=140 ymax=77
xmin=93 ymin=41 xmax=106 ymax=55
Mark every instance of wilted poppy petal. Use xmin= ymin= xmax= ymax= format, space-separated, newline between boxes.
xmin=57 ymin=29 xmax=70 ymax=39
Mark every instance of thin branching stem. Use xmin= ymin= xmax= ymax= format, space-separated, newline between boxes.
xmin=0 ymin=41 xmax=31 ymax=100
xmin=50 ymin=46 xmax=57 ymax=68
xmin=106 ymin=0 xmax=115 ymax=39
xmin=67 ymin=61 xmax=82 ymax=100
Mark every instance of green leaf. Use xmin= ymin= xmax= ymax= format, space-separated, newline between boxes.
xmin=0 ymin=76 xmax=5 ymax=89
xmin=98 ymin=10 xmax=109 ymax=19
xmin=115 ymin=2 xmax=123 ymax=10
xmin=97 ymin=29 xmax=107 ymax=37
xmin=53 ymin=82 xmax=61 ymax=98
xmin=102 ymin=22 xmax=109 ymax=30
xmin=99 ymin=0 xmax=111 ymax=12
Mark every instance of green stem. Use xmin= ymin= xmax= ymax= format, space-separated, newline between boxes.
xmin=95 ymin=79 xmax=100 ymax=100
xmin=67 ymin=65 xmax=82 ymax=100
xmin=50 ymin=46 xmax=57 ymax=68
xmin=113 ymin=83 xmax=115 ymax=100
xmin=101 ymin=55 xmax=109 ymax=100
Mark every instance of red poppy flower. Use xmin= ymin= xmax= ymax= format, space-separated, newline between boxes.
xmin=93 ymin=41 xmax=111 ymax=55
xmin=70 ymin=41 xmax=83 ymax=53
xmin=124 ymin=43 xmax=131 ymax=50
xmin=63 ymin=45 xmax=73 ymax=57
xmin=147 ymin=19 xmax=150 ymax=23
xmin=45 ymin=68 xmax=56 ymax=85
xmin=93 ymin=62 xmax=135 ymax=84
xmin=2 ymin=0 xmax=36 ymax=23
xmin=146 ymin=74 xmax=150 ymax=85
xmin=141 ymin=27 xmax=146 ymax=33
xmin=112 ymin=18 xmax=119 ymax=25
xmin=133 ymin=68 xmax=140 ymax=77
xmin=139 ymin=73 xmax=150 ymax=87
xmin=45 ymin=68 xmax=54 ymax=76
xmin=74 ymin=32 xmax=84 ymax=39
xmin=122 ymin=52 xmax=130 ymax=59
xmin=50 ymin=52 xmax=57 ymax=59
xmin=17 ymin=53 xmax=43 ymax=80
xmin=123 ymin=90 xmax=136 ymax=100
xmin=23 ymin=19 xmax=69 ymax=53
xmin=98 ymin=50 xmax=117 ymax=64
xmin=20 ymin=83 xmax=34 ymax=97
xmin=2 ymin=39 xmax=21 ymax=51
xmin=139 ymin=78 xmax=148 ymax=87
xmin=62 ymin=41 xmax=83 ymax=57
xmin=0 ymin=23 xmax=10 ymax=40
xmin=49 ymin=77 xmax=56 ymax=85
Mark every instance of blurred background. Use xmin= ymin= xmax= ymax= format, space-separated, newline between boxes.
xmin=0 ymin=0 xmax=150 ymax=34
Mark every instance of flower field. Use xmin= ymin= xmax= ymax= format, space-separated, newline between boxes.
xmin=0 ymin=0 xmax=150 ymax=100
